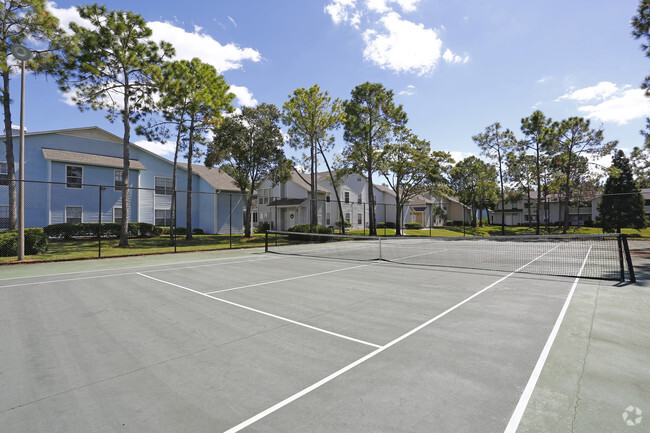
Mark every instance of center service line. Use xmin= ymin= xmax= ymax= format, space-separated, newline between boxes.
xmin=137 ymin=273 xmax=381 ymax=349
xmin=223 ymin=245 xmax=561 ymax=433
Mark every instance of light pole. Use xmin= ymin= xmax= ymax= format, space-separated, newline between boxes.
xmin=11 ymin=45 xmax=31 ymax=261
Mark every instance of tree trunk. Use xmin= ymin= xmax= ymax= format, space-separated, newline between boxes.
xmin=186 ymin=118 xmax=194 ymax=240
xmin=317 ymin=145 xmax=345 ymax=234
xmin=244 ymin=193 xmax=253 ymax=237
xmin=563 ymin=152 xmax=572 ymax=234
xmin=498 ymin=154 xmax=505 ymax=235
xmin=535 ymin=147 xmax=541 ymax=235
xmin=2 ymin=70 xmax=16 ymax=230
xmin=170 ymin=127 xmax=182 ymax=246
xmin=119 ymin=84 xmax=130 ymax=248
xmin=527 ymin=190 xmax=532 ymax=228
xmin=394 ymin=192 xmax=401 ymax=236
xmin=367 ymin=164 xmax=376 ymax=236
xmin=310 ymin=138 xmax=318 ymax=226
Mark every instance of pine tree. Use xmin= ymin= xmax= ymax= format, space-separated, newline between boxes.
xmin=598 ymin=150 xmax=647 ymax=233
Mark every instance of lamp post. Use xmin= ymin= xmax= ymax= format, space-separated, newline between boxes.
xmin=11 ymin=45 xmax=31 ymax=261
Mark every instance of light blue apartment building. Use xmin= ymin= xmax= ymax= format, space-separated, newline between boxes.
xmin=0 ymin=127 xmax=244 ymax=234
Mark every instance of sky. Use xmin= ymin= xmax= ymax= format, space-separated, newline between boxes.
xmin=8 ymin=0 xmax=650 ymax=172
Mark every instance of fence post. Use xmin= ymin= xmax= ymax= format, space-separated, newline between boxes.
xmin=384 ymin=203 xmax=387 ymax=236
xmin=429 ymin=203 xmax=432 ymax=237
xmin=229 ymin=193 xmax=232 ymax=249
xmin=172 ymin=190 xmax=177 ymax=253
xmin=98 ymin=186 xmax=104 ymax=258
xmin=363 ymin=202 xmax=366 ymax=236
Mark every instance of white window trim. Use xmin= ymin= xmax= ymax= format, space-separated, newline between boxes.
xmin=114 ymin=169 xmax=124 ymax=191
xmin=65 ymin=206 xmax=83 ymax=223
xmin=154 ymin=176 xmax=173 ymax=196
xmin=113 ymin=207 xmax=122 ymax=223
xmin=154 ymin=208 xmax=171 ymax=226
xmin=65 ymin=164 xmax=83 ymax=189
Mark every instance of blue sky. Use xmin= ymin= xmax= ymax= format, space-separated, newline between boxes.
xmin=10 ymin=0 xmax=650 ymax=169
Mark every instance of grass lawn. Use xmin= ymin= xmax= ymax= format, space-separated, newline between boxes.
xmin=0 ymin=233 xmax=268 ymax=265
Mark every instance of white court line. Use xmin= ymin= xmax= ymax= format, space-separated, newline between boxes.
xmin=205 ymin=263 xmax=370 ymax=294
xmin=0 ymin=256 xmax=281 ymax=289
xmin=137 ymin=273 xmax=381 ymax=349
xmin=223 ymin=244 xmax=561 ymax=433
xmin=503 ymin=245 xmax=592 ymax=433
xmin=386 ymin=249 xmax=448 ymax=262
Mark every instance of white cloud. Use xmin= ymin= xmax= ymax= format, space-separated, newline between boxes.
xmin=555 ymin=82 xmax=650 ymax=125
xmin=448 ymin=151 xmax=476 ymax=164
xmin=325 ymin=1 xmax=466 ymax=75
xmin=577 ymin=88 xmax=650 ymax=125
xmin=536 ymin=76 xmax=553 ymax=85
xmin=134 ymin=139 xmax=177 ymax=160
xmin=442 ymin=48 xmax=469 ymax=64
xmin=324 ymin=0 xmax=361 ymax=28
xmin=148 ymin=21 xmax=261 ymax=73
xmin=46 ymin=1 xmax=93 ymax=32
xmin=557 ymin=81 xmax=620 ymax=102
xmin=363 ymin=12 xmax=443 ymax=75
xmin=366 ymin=0 xmax=421 ymax=13
xmin=227 ymin=16 xmax=237 ymax=27
xmin=229 ymin=85 xmax=258 ymax=107
xmin=398 ymin=84 xmax=415 ymax=96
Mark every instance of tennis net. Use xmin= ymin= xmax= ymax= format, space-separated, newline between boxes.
xmin=265 ymin=230 xmax=636 ymax=282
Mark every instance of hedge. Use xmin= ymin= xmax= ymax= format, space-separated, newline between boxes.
xmin=404 ymin=222 xmax=423 ymax=229
xmin=377 ymin=221 xmax=396 ymax=229
xmin=288 ymin=224 xmax=333 ymax=234
xmin=0 ymin=228 xmax=48 ymax=257
xmin=254 ymin=222 xmax=271 ymax=234
xmin=43 ymin=222 xmax=160 ymax=239
xmin=335 ymin=220 xmax=352 ymax=228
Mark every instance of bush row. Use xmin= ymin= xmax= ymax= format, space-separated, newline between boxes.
xmin=43 ymin=222 xmax=161 ymax=239
xmin=377 ymin=222 xmax=396 ymax=229
xmin=288 ymin=224 xmax=334 ymax=235
xmin=0 ymin=228 xmax=48 ymax=257
xmin=404 ymin=222 xmax=422 ymax=229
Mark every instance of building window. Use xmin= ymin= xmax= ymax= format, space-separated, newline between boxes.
xmin=0 ymin=205 xmax=8 ymax=228
xmin=155 ymin=177 xmax=173 ymax=195
xmin=326 ymin=195 xmax=330 ymax=203
xmin=155 ymin=209 xmax=171 ymax=226
xmin=0 ymin=161 xmax=7 ymax=186
xmin=253 ymin=212 xmax=258 ymax=223
xmin=357 ymin=195 xmax=362 ymax=204
xmin=357 ymin=213 xmax=362 ymax=224
xmin=66 ymin=165 xmax=82 ymax=188
xmin=114 ymin=170 xmax=124 ymax=191
xmin=326 ymin=213 xmax=330 ymax=226
xmin=344 ymin=192 xmax=349 ymax=203
xmin=114 ymin=207 xmax=123 ymax=223
xmin=345 ymin=212 xmax=350 ymax=222
xmin=66 ymin=206 xmax=82 ymax=223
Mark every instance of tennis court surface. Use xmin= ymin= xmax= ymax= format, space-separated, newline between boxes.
xmin=0 ymin=235 xmax=648 ymax=432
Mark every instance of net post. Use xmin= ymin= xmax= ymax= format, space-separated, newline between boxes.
xmin=621 ymin=234 xmax=636 ymax=283
xmin=378 ymin=236 xmax=382 ymax=261
xmin=616 ymin=234 xmax=625 ymax=282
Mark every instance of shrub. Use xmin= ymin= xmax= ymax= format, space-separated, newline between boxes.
xmin=404 ymin=222 xmax=422 ymax=229
xmin=192 ymin=228 xmax=204 ymax=235
xmin=287 ymin=224 xmax=333 ymax=241
xmin=377 ymin=221 xmax=396 ymax=229
xmin=171 ymin=227 xmax=187 ymax=236
xmin=0 ymin=228 xmax=48 ymax=257
xmin=335 ymin=220 xmax=352 ymax=228
xmin=44 ymin=222 xmax=158 ymax=239
xmin=254 ymin=222 xmax=271 ymax=234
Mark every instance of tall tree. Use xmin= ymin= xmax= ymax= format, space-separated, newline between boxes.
xmin=282 ymin=84 xmax=343 ymax=227
xmin=1 ymin=0 xmax=66 ymax=229
xmin=378 ymin=127 xmax=451 ymax=235
xmin=138 ymin=58 xmax=234 ymax=241
xmin=343 ymin=82 xmax=407 ymax=236
xmin=520 ymin=110 xmax=553 ymax=234
xmin=205 ymin=103 xmax=291 ymax=237
xmin=473 ymin=122 xmax=515 ymax=234
xmin=598 ymin=150 xmax=647 ymax=233
xmin=630 ymin=145 xmax=650 ymax=188
xmin=506 ymin=152 xmax=537 ymax=227
xmin=59 ymin=4 xmax=174 ymax=246
xmin=450 ymin=156 xmax=497 ymax=227
xmin=631 ymin=1 xmax=650 ymax=146
xmin=548 ymin=117 xmax=616 ymax=233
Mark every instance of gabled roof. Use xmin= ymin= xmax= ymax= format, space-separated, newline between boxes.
xmin=42 ymin=148 xmax=146 ymax=170
xmin=178 ymin=163 xmax=239 ymax=192
xmin=291 ymin=171 xmax=331 ymax=193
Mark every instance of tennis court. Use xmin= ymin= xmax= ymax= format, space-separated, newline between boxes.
xmin=0 ymin=235 xmax=647 ymax=432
